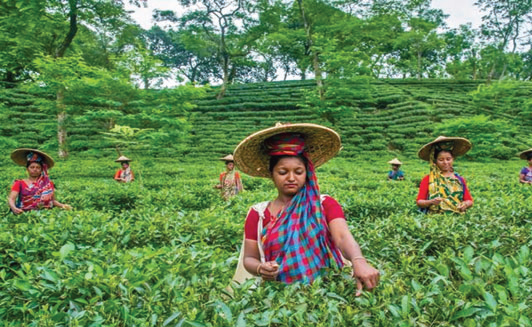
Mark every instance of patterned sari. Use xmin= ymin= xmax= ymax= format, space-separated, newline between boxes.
xmin=427 ymin=146 xmax=464 ymax=214
xmin=261 ymin=133 xmax=343 ymax=284
xmin=221 ymin=169 xmax=242 ymax=200
xmin=16 ymin=153 xmax=54 ymax=211
xmin=118 ymin=167 xmax=133 ymax=183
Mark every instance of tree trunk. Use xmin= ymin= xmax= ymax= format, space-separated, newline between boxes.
xmin=297 ymin=0 xmax=323 ymax=99
xmin=417 ymin=50 xmax=422 ymax=80
xmin=216 ymin=55 xmax=230 ymax=100
xmin=55 ymin=0 xmax=78 ymax=58
xmin=57 ymin=88 xmax=68 ymax=158
xmin=53 ymin=0 xmax=78 ymax=159
xmin=499 ymin=62 xmax=508 ymax=80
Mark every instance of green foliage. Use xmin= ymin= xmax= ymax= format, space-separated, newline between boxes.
xmin=1 ymin=157 xmax=531 ymax=325
xmin=434 ymin=115 xmax=521 ymax=160
xmin=299 ymin=78 xmax=374 ymax=125
xmin=470 ymin=80 xmax=532 ymax=119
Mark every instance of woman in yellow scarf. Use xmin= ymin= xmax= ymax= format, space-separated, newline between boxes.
xmin=416 ymin=136 xmax=474 ymax=214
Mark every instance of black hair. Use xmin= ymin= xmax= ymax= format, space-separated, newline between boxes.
xmin=225 ymin=160 xmax=234 ymax=165
xmin=433 ymin=149 xmax=453 ymax=161
xmin=527 ymin=153 xmax=532 ymax=160
xmin=269 ymin=155 xmax=308 ymax=173
xmin=26 ymin=161 xmax=43 ymax=168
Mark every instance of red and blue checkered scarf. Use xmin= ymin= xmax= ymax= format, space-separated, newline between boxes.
xmin=262 ymin=133 xmax=344 ymax=283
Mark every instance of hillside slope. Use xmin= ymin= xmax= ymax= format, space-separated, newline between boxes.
xmin=188 ymin=79 xmax=528 ymax=158
xmin=1 ymin=79 xmax=531 ymax=159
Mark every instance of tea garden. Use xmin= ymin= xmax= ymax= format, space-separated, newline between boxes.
xmin=0 ymin=153 xmax=531 ymax=326
xmin=1 ymin=79 xmax=532 ymax=326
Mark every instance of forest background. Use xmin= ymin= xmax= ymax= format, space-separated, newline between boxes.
xmin=1 ymin=0 xmax=532 ymax=159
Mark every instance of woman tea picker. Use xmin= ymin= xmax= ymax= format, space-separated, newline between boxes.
xmin=232 ymin=123 xmax=379 ymax=294
xmin=114 ymin=155 xmax=135 ymax=183
xmin=518 ymin=148 xmax=532 ymax=184
xmin=8 ymin=148 xmax=72 ymax=214
xmin=416 ymin=136 xmax=474 ymax=214
xmin=214 ymin=154 xmax=243 ymax=200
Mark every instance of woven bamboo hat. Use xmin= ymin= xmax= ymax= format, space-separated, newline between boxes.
xmin=11 ymin=148 xmax=55 ymax=168
xmin=220 ymin=154 xmax=234 ymax=161
xmin=115 ymin=155 xmax=132 ymax=162
xmin=388 ymin=158 xmax=403 ymax=165
xmin=519 ymin=148 xmax=532 ymax=160
xmin=233 ymin=123 xmax=341 ymax=178
xmin=418 ymin=136 xmax=472 ymax=161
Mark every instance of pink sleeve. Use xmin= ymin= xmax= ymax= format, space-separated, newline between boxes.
xmin=244 ymin=208 xmax=260 ymax=240
xmin=416 ymin=175 xmax=430 ymax=202
xmin=322 ymin=196 xmax=345 ymax=222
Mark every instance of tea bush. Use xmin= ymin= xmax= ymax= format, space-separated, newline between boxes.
xmin=1 ymin=156 xmax=531 ymax=326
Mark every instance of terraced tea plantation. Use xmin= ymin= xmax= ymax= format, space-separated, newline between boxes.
xmin=188 ymin=79 xmax=531 ymax=158
xmin=3 ymin=79 xmax=532 ymax=159
xmin=1 ymin=155 xmax=531 ymax=326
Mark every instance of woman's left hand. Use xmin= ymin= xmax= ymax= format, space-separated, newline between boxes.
xmin=352 ymin=259 xmax=380 ymax=296
xmin=61 ymin=204 xmax=72 ymax=210
xmin=457 ymin=200 xmax=472 ymax=212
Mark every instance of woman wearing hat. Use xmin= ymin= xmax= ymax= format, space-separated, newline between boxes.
xmin=518 ymin=148 xmax=532 ymax=184
xmin=233 ymin=123 xmax=379 ymax=295
xmin=214 ymin=154 xmax=243 ymax=200
xmin=416 ymin=136 xmax=474 ymax=213
xmin=114 ymin=156 xmax=134 ymax=183
xmin=8 ymin=148 xmax=71 ymax=214
xmin=387 ymin=158 xmax=404 ymax=181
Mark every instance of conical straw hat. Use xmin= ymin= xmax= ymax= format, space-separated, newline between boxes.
xmin=115 ymin=155 xmax=132 ymax=162
xmin=418 ymin=136 xmax=472 ymax=161
xmin=233 ymin=123 xmax=341 ymax=178
xmin=519 ymin=148 xmax=532 ymax=160
xmin=387 ymin=158 xmax=402 ymax=165
xmin=220 ymin=154 xmax=234 ymax=161
xmin=11 ymin=148 xmax=55 ymax=168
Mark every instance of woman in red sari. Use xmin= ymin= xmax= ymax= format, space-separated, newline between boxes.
xmin=7 ymin=148 xmax=71 ymax=214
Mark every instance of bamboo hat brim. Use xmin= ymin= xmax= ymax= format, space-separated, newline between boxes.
xmin=220 ymin=154 xmax=234 ymax=161
xmin=11 ymin=148 xmax=55 ymax=168
xmin=115 ymin=155 xmax=132 ymax=162
xmin=519 ymin=148 xmax=532 ymax=160
xmin=233 ymin=123 xmax=341 ymax=178
xmin=418 ymin=136 xmax=472 ymax=161
xmin=388 ymin=158 xmax=403 ymax=165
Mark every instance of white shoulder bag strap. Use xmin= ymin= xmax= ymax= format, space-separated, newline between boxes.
xmin=231 ymin=201 xmax=269 ymax=284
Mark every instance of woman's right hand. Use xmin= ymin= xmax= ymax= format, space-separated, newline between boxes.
xmin=431 ymin=197 xmax=443 ymax=205
xmin=258 ymin=261 xmax=280 ymax=281
xmin=11 ymin=206 xmax=23 ymax=215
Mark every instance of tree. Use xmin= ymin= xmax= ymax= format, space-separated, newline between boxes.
xmin=393 ymin=17 xmax=446 ymax=79
xmin=155 ymin=0 xmax=258 ymax=99
xmin=31 ymin=56 xmax=137 ymax=154
xmin=444 ymin=24 xmax=480 ymax=79
xmin=0 ymin=0 xmax=46 ymax=85
xmin=475 ymin=0 xmax=532 ymax=80
xmin=117 ymin=45 xmax=169 ymax=89
xmin=144 ymin=26 xmax=218 ymax=84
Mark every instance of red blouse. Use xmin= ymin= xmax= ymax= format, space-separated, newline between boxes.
xmin=244 ymin=195 xmax=345 ymax=240
xmin=416 ymin=175 xmax=473 ymax=202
